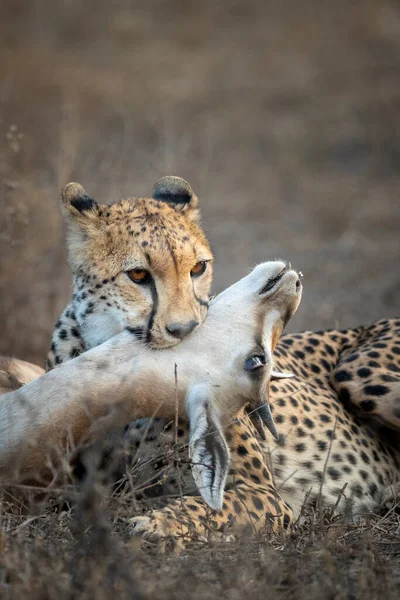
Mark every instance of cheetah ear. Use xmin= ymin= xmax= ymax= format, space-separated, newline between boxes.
xmin=61 ymin=183 xmax=100 ymax=221
xmin=186 ymin=384 xmax=231 ymax=511
xmin=152 ymin=176 xmax=200 ymax=222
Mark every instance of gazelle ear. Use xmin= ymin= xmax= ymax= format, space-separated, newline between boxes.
xmin=186 ymin=384 xmax=230 ymax=511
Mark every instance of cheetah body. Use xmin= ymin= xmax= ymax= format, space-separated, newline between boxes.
xmin=43 ymin=179 xmax=400 ymax=547
xmin=126 ymin=318 xmax=400 ymax=545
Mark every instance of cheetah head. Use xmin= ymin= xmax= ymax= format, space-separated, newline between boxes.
xmin=60 ymin=177 xmax=213 ymax=350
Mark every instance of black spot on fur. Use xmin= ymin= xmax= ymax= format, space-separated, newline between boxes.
xmin=237 ymin=445 xmax=248 ymax=456
xmin=327 ymin=467 xmax=340 ymax=480
xmin=368 ymin=482 xmax=378 ymax=498
xmin=360 ymin=400 xmax=377 ymax=412
xmin=70 ymin=195 xmax=97 ymax=213
xmin=335 ymin=370 xmax=353 ymax=382
xmin=351 ymin=484 xmax=363 ymax=498
xmin=320 ymin=414 xmax=331 ymax=423
xmin=233 ymin=501 xmax=242 ymax=514
xmin=262 ymin=468 xmax=270 ymax=480
xmin=360 ymin=451 xmax=370 ymax=464
xmin=357 ymin=368 xmax=371 ymax=378
xmin=283 ymin=513 xmax=291 ymax=529
xmin=381 ymin=374 xmax=399 ymax=382
xmin=324 ymin=344 xmax=335 ymax=357
xmin=364 ymin=385 xmax=389 ymax=397
xmin=295 ymin=443 xmax=306 ymax=452
xmin=252 ymin=495 xmax=264 ymax=510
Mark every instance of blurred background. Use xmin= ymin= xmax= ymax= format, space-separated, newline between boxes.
xmin=0 ymin=0 xmax=399 ymax=366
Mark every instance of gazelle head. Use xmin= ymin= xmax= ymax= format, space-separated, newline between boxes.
xmin=121 ymin=260 xmax=302 ymax=510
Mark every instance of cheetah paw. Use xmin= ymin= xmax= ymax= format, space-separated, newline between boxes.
xmin=130 ymin=515 xmax=168 ymax=538
xmin=129 ymin=514 xmax=184 ymax=552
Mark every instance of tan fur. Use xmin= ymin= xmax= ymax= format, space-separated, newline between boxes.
xmin=0 ymin=358 xmax=44 ymax=395
xmin=47 ymin=177 xmax=213 ymax=370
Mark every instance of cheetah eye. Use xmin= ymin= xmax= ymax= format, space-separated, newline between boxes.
xmin=244 ymin=354 xmax=266 ymax=371
xmin=190 ymin=261 xmax=207 ymax=278
xmin=127 ymin=269 xmax=150 ymax=284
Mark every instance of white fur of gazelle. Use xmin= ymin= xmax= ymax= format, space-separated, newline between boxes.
xmin=0 ymin=261 xmax=301 ymax=509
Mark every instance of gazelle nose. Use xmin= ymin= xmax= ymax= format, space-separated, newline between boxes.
xmin=166 ymin=320 xmax=199 ymax=340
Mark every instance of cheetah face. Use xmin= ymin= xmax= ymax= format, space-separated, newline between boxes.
xmin=60 ymin=177 xmax=213 ymax=350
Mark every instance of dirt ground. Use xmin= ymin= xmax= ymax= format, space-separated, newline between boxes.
xmin=0 ymin=0 xmax=400 ymax=598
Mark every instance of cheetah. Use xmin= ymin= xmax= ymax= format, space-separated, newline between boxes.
xmin=46 ymin=175 xmax=213 ymax=371
xmin=2 ymin=174 xmax=398 ymax=548
xmin=37 ymin=185 xmax=400 ymax=547
xmin=126 ymin=318 xmax=400 ymax=548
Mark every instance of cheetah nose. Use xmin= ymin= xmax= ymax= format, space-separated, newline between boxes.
xmin=166 ymin=320 xmax=199 ymax=340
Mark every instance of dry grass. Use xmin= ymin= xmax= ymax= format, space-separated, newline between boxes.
xmin=1 ymin=0 xmax=400 ymax=597
xmin=1 ymin=471 xmax=400 ymax=599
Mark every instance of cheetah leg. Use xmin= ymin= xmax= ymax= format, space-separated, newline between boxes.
xmin=130 ymin=415 xmax=294 ymax=550
xmin=130 ymin=483 xmax=293 ymax=550
xmin=332 ymin=366 xmax=400 ymax=431
xmin=331 ymin=322 xmax=400 ymax=432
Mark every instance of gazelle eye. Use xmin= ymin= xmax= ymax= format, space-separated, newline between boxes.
xmin=127 ymin=269 xmax=150 ymax=284
xmin=190 ymin=261 xmax=206 ymax=277
xmin=245 ymin=354 xmax=266 ymax=371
